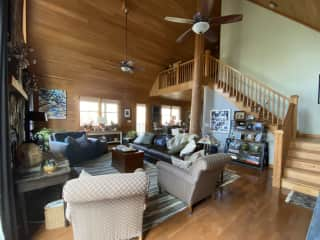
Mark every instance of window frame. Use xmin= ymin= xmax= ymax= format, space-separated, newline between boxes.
xmin=161 ymin=105 xmax=181 ymax=125
xmin=79 ymin=96 xmax=120 ymax=127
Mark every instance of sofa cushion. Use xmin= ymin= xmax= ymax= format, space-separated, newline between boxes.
xmin=166 ymin=133 xmax=190 ymax=150
xmin=55 ymin=131 xmax=86 ymax=142
xmin=153 ymin=135 xmax=167 ymax=147
xmin=133 ymin=135 xmax=144 ymax=144
xmin=168 ymin=142 xmax=188 ymax=155
xmin=141 ymin=133 xmax=155 ymax=145
xmin=75 ymin=134 xmax=89 ymax=147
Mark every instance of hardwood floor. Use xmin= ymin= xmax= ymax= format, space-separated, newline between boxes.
xmin=32 ymin=165 xmax=312 ymax=240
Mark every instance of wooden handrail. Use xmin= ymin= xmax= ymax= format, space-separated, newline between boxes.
xmin=206 ymin=56 xmax=290 ymax=125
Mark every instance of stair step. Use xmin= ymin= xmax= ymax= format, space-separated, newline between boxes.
xmin=292 ymin=139 xmax=320 ymax=152
xmin=286 ymin=158 xmax=320 ymax=172
xmin=281 ymin=177 xmax=320 ymax=197
xmin=288 ymin=149 xmax=320 ymax=161
xmin=284 ymin=167 xmax=320 ymax=184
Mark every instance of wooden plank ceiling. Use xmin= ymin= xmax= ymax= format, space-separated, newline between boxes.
xmin=248 ymin=0 xmax=320 ymax=32
xmin=27 ymin=0 xmax=220 ymax=100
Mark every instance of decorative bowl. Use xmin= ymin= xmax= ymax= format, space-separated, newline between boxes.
xmin=43 ymin=159 xmax=57 ymax=174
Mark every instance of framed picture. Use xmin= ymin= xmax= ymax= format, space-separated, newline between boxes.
xmin=234 ymin=111 xmax=246 ymax=121
xmin=124 ymin=108 xmax=131 ymax=119
xmin=210 ymin=109 xmax=231 ymax=133
xmin=39 ymin=89 xmax=67 ymax=119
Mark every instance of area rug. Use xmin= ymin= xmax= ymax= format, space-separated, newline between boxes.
xmin=285 ymin=190 xmax=317 ymax=210
xmin=73 ymin=153 xmax=240 ymax=231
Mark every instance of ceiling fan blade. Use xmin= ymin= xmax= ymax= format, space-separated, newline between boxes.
xmin=127 ymin=60 xmax=134 ymax=66
xmin=204 ymin=29 xmax=218 ymax=43
xmin=133 ymin=65 xmax=144 ymax=72
xmin=164 ymin=16 xmax=194 ymax=24
xmin=211 ymin=14 xmax=243 ymax=25
xmin=200 ymin=0 xmax=215 ymax=17
xmin=176 ymin=28 xmax=193 ymax=43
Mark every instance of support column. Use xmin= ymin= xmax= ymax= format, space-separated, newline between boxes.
xmin=189 ymin=34 xmax=205 ymax=135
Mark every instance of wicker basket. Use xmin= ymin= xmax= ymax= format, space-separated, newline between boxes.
xmin=44 ymin=199 xmax=66 ymax=230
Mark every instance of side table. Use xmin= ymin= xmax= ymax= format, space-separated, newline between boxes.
xmin=15 ymin=160 xmax=71 ymax=238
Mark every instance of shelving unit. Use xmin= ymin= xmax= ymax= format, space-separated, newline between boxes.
xmin=225 ymin=119 xmax=268 ymax=170
xmin=87 ymin=131 xmax=123 ymax=145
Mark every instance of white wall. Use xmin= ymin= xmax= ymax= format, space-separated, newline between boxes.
xmin=221 ymin=0 xmax=320 ymax=134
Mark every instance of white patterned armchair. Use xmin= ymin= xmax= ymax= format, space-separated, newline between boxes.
xmin=63 ymin=171 xmax=148 ymax=240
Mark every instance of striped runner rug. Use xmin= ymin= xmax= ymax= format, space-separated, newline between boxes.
xmin=73 ymin=153 xmax=240 ymax=232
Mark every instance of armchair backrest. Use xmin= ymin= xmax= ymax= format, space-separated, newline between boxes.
xmin=189 ymin=153 xmax=231 ymax=204
xmin=63 ymin=172 xmax=147 ymax=240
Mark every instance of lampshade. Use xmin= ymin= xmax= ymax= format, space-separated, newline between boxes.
xmin=28 ymin=111 xmax=48 ymax=122
xmin=198 ymin=135 xmax=219 ymax=145
xmin=192 ymin=21 xmax=210 ymax=34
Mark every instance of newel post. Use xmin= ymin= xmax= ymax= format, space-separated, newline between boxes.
xmin=290 ymin=95 xmax=299 ymax=141
xmin=272 ymin=130 xmax=284 ymax=188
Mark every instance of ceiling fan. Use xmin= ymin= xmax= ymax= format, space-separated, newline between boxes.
xmin=106 ymin=0 xmax=144 ymax=74
xmin=164 ymin=0 xmax=243 ymax=43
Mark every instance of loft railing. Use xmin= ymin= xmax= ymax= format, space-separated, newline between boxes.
xmin=158 ymin=60 xmax=194 ymax=89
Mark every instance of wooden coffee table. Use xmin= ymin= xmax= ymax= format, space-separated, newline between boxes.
xmin=112 ymin=149 xmax=144 ymax=173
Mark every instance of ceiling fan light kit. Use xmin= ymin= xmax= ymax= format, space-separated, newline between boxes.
xmin=164 ymin=0 xmax=243 ymax=43
xmin=192 ymin=21 xmax=210 ymax=34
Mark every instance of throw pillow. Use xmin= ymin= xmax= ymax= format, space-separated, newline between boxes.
xmin=166 ymin=137 xmax=175 ymax=150
xmin=153 ymin=135 xmax=167 ymax=147
xmin=171 ymin=156 xmax=192 ymax=169
xmin=141 ymin=132 xmax=155 ymax=145
xmin=168 ymin=141 xmax=188 ymax=154
xmin=75 ymin=134 xmax=89 ymax=147
xmin=179 ymin=140 xmax=197 ymax=157
xmin=64 ymin=136 xmax=77 ymax=144
xmin=133 ymin=134 xmax=144 ymax=144
xmin=79 ymin=169 xmax=92 ymax=178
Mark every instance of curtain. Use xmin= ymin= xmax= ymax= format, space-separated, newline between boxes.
xmin=0 ymin=0 xmax=19 ymax=239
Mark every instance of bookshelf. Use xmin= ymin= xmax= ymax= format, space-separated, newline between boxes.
xmin=225 ymin=119 xmax=268 ymax=170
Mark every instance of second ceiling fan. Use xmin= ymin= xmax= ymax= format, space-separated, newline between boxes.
xmin=165 ymin=0 xmax=243 ymax=43
xmin=106 ymin=0 xmax=144 ymax=74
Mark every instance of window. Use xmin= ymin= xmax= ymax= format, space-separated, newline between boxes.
xmin=101 ymin=100 xmax=119 ymax=125
xmin=136 ymin=104 xmax=146 ymax=135
xmin=80 ymin=97 xmax=99 ymax=126
xmin=80 ymin=97 xmax=119 ymax=126
xmin=161 ymin=105 xmax=181 ymax=125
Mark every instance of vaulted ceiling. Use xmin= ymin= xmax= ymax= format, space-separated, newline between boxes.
xmin=27 ymin=0 xmax=220 ymax=100
xmin=249 ymin=0 xmax=320 ymax=32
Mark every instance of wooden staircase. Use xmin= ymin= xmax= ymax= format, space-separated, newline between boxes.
xmin=150 ymin=50 xmax=320 ymax=196
xmin=281 ymin=137 xmax=320 ymax=196
xmin=150 ymin=51 xmax=292 ymax=130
